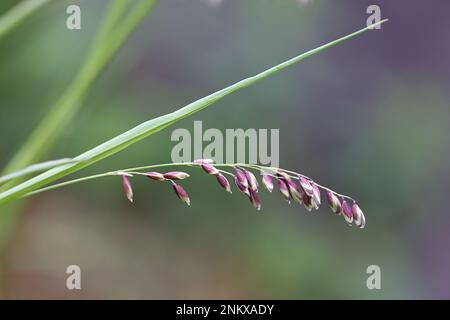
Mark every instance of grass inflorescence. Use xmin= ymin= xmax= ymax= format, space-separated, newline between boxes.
xmin=26 ymin=159 xmax=366 ymax=229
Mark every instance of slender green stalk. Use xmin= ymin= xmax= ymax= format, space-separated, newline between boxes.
xmin=0 ymin=0 xmax=51 ymax=40
xmin=0 ymin=19 xmax=388 ymax=206
xmin=0 ymin=158 xmax=84 ymax=185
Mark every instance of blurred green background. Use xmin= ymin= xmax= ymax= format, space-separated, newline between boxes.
xmin=0 ymin=0 xmax=449 ymax=299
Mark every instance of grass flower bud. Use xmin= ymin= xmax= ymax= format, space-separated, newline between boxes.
xmin=216 ymin=173 xmax=232 ymax=193
xmin=249 ymin=189 xmax=261 ymax=210
xmin=201 ymin=163 xmax=219 ymax=175
xmin=303 ymin=193 xmax=314 ymax=211
xmin=163 ymin=171 xmax=190 ymax=180
xmin=287 ymin=179 xmax=303 ymax=204
xmin=234 ymin=168 xmax=248 ymax=188
xmin=326 ymin=191 xmax=341 ymax=214
xmin=244 ymin=170 xmax=259 ymax=191
xmin=172 ymin=183 xmax=190 ymax=206
xmin=352 ymin=202 xmax=366 ymax=228
xmin=261 ymin=173 xmax=274 ymax=192
xmin=277 ymin=178 xmax=291 ymax=203
xmin=121 ymin=175 xmax=134 ymax=203
xmin=341 ymin=199 xmax=353 ymax=224
xmin=311 ymin=183 xmax=321 ymax=210
xmin=145 ymin=171 xmax=165 ymax=181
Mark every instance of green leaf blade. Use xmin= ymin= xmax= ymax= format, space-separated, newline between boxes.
xmin=0 ymin=158 xmax=84 ymax=185
xmin=0 ymin=20 xmax=388 ymax=206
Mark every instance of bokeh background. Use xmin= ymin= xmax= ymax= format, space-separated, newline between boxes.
xmin=1 ymin=0 xmax=449 ymax=299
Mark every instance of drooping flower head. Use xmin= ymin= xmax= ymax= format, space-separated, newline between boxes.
xmin=116 ymin=162 xmax=366 ymax=228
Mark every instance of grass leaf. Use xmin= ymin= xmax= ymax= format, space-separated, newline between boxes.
xmin=0 ymin=0 xmax=51 ymax=40
xmin=0 ymin=19 xmax=388 ymax=206
xmin=0 ymin=158 xmax=84 ymax=185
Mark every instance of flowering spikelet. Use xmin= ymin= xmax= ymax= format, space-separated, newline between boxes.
xmin=341 ymin=199 xmax=353 ymax=224
xmin=145 ymin=171 xmax=165 ymax=181
xmin=233 ymin=168 xmax=249 ymax=195
xmin=216 ymin=173 xmax=232 ymax=194
xmin=244 ymin=170 xmax=259 ymax=191
xmin=234 ymin=175 xmax=250 ymax=196
xmin=163 ymin=171 xmax=190 ymax=180
xmin=287 ymin=179 xmax=303 ymax=204
xmin=193 ymin=158 xmax=214 ymax=164
xmin=303 ymin=192 xmax=314 ymax=211
xmin=276 ymin=171 xmax=300 ymax=203
xmin=326 ymin=191 xmax=341 ymax=214
xmin=311 ymin=183 xmax=321 ymax=210
xmin=277 ymin=178 xmax=291 ymax=203
xmin=299 ymin=177 xmax=314 ymax=197
xmin=121 ymin=175 xmax=134 ymax=203
xmin=172 ymin=183 xmax=190 ymax=206
xmin=352 ymin=202 xmax=366 ymax=229
xmin=261 ymin=173 xmax=274 ymax=192
xmin=249 ymin=189 xmax=261 ymax=210
xmin=201 ymin=163 xmax=219 ymax=175
xmin=276 ymin=170 xmax=290 ymax=180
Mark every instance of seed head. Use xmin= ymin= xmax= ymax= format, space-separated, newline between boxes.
xmin=277 ymin=178 xmax=291 ymax=203
xmin=261 ymin=173 xmax=274 ymax=192
xmin=216 ymin=173 xmax=232 ymax=193
xmin=145 ymin=171 xmax=165 ymax=181
xmin=172 ymin=183 xmax=190 ymax=206
xmin=244 ymin=170 xmax=259 ymax=192
xmin=201 ymin=163 xmax=220 ymax=175
xmin=326 ymin=191 xmax=341 ymax=214
xmin=341 ymin=199 xmax=353 ymax=224
xmin=121 ymin=175 xmax=134 ymax=203
xmin=163 ymin=171 xmax=190 ymax=180
xmin=352 ymin=202 xmax=366 ymax=229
